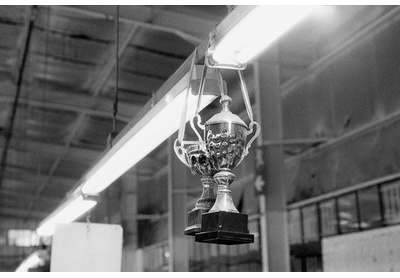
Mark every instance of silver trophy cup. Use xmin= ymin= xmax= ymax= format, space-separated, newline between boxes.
xmin=194 ymin=94 xmax=260 ymax=244
xmin=174 ymin=142 xmax=217 ymax=235
xmin=205 ymin=95 xmax=259 ymax=213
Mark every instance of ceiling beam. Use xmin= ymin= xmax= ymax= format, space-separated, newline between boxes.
xmin=0 ymin=77 xmax=142 ymax=122
xmin=83 ymin=24 xmax=140 ymax=94
xmin=0 ymin=187 xmax=60 ymax=205
xmin=53 ymin=5 xmax=208 ymax=45
xmin=281 ymin=6 xmax=400 ymax=95
xmin=3 ymin=164 xmax=77 ymax=187
xmin=0 ymin=140 xmax=99 ymax=166
xmin=1 ymin=95 xmax=132 ymax=123
xmin=0 ymin=205 xmax=49 ymax=220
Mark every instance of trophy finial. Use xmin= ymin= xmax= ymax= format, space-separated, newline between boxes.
xmin=220 ymin=95 xmax=232 ymax=112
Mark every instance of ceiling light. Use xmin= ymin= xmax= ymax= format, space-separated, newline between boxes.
xmin=15 ymin=253 xmax=41 ymax=272
xmin=81 ymin=86 xmax=216 ymax=195
xmin=36 ymin=63 xmax=218 ymax=237
xmin=36 ymin=195 xmax=97 ymax=237
xmin=207 ymin=5 xmax=317 ymax=69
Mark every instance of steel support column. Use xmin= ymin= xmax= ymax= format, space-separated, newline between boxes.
xmin=254 ymin=47 xmax=290 ymax=271
xmin=167 ymin=137 xmax=189 ymax=271
xmin=120 ymin=168 xmax=142 ymax=271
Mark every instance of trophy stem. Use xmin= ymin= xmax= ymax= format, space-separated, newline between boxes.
xmin=195 ymin=170 xmax=254 ymax=244
xmin=194 ymin=176 xmax=216 ymax=210
xmin=209 ymin=170 xmax=239 ymax=213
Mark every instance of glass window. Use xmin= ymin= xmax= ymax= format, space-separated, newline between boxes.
xmin=0 ymin=230 xmax=6 ymax=246
xmin=7 ymin=229 xmax=39 ymax=247
xmin=302 ymin=205 xmax=319 ymax=242
xmin=381 ymin=182 xmax=400 ymax=225
xmin=358 ymin=186 xmax=382 ymax=229
xmin=337 ymin=193 xmax=359 ymax=233
xmin=319 ymin=199 xmax=338 ymax=237
xmin=288 ymin=209 xmax=302 ymax=244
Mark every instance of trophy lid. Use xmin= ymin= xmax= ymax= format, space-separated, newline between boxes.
xmin=206 ymin=95 xmax=247 ymax=127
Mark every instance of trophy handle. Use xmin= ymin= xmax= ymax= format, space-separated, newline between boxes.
xmin=174 ymin=138 xmax=190 ymax=167
xmin=190 ymin=114 xmax=205 ymax=145
xmin=243 ymin=121 xmax=261 ymax=157
xmin=237 ymin=70 xmax=260 ymax=157
xmin=195 ymin=114 xmax=205 ymax=130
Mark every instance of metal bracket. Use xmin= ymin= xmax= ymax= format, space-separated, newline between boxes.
xmin=205 ymin=29 xmax=247 ymax=70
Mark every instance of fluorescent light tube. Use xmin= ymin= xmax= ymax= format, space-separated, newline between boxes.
xmin=36 ymin=195 xmax=97 ymax=237
xmin=80 ymin=91 xmax=216 ymax=195
xmin=210 ymin=5 xmax=316 ymax=66
xmin=15 ymin=253 xmax=41 ymax=272
xmin=36 ymin=64 xmax=217 ymax=236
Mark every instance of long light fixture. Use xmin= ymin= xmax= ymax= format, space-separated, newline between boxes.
xmin=15 ymin=253 xmax=41 ymax=272
xmin=36 ymin=64 xmax=217 ymax=237
xmin=207 ymin=5 xmax=317 ymax=69
xmin=36 ymin=195 xmax=97 ymax=236
xmin=81 ymin=88 xmax=215 ymax=195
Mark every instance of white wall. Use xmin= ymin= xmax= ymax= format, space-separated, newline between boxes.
xmin=323 ymin=225 xmax=400 ymax=271
xmin=51 ymin=222 xmax=123 ymax=272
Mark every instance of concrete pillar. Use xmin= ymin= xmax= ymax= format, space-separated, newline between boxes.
xmin=167 ymin=137 xmax=189 ymax=271
xmin=254 ymin=47 xmax=290 ymax=271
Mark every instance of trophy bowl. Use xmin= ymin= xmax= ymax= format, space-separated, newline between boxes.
xmin=185 ymin=144 xmax=216 ymax=176
xmin=204 ymin=95 xmax=250 ymax=214
xmin=206 ymin=123 xmax=247 ymax=172
xmin=180 ymin=144 xmax=217 ymax=236
xmin=205 ymin=95 xmax=249 ymax=173
xmin=185 ymin=144 xmax=216 ymax=211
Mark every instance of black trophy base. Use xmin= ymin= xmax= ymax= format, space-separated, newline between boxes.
xmin=184 ymin=208 xmax=209 ymax=236
xmin=195 ymin=211 xmax=254 ymax=245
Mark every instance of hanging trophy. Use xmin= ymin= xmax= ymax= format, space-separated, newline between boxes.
xmin=174 ymin=48 xmax=221 ymax=236
xmin=174 ymin=43 xmax=260 ymax=244
xmin=193 ymin=68 xmax=260 ymax=244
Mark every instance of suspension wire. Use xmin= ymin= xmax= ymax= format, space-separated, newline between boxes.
xmin=194 ymin=60 xmax=208 ymax=117
xmin=0 ymin=6 xmax=37 ymax=189
xmin=113 ymin=5 xmax=120 ymax=134
xmin=216 ymin=68 xmax=226 ymax=97
xmin=238 ymin=69 xmax=254 ymax=122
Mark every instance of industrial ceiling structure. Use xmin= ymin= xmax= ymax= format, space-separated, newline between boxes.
xmin=1 ymin=4 xmax=400 ymax=271
xmin=0 ymin=5 xmax=229 ymax=221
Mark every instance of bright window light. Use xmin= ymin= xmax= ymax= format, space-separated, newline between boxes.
xmin=8 ymin=229 xmax=39 ymax=247
xmin=36 ymin=195 xmax=97 ymax=237
xmin=81 ymin=91 xmax=216 ymax=195
xmin=211 ymin=5 xmax=317 ymax=66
